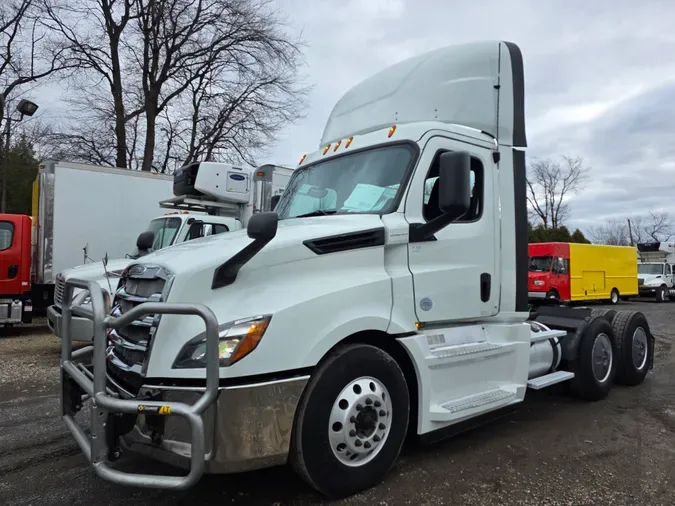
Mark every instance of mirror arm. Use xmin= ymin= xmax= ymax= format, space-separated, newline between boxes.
xmin=409 ymin=213 xmax=461 ymax=243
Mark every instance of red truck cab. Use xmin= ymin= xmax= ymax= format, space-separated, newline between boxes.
xmin=528 ymin=242 xmax=571 ymax=301
xmin=0 ymin=214 xmax=33 ymax=324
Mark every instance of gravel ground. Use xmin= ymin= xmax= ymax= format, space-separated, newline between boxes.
xmin=0 ymin=303 xmax=674 ymax=506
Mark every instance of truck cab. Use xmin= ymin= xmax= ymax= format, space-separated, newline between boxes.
xmin=47 ymin=212 xmax=241 ymax=340
xmin=528 ymin=242 xmax=570 ymax=300
xmin=57 ymin=40 xmax=655 ymax=499
xmin=0 ymin=214 xmax=33 ymax=325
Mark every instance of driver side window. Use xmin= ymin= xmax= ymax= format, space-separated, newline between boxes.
xmin=667 ymin=264 xmax=672 ymax=275
xmin=552 ymin=257 xmax=569 ymax=275
xmin=423 ymin=151 xmax=483 ymax=222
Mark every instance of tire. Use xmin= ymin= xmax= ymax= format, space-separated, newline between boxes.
xmin=611 ymin=311 xmax=653 ymax=386
xmin=546 ymin=290 xmax=558 ymax=300
xmin=609 ymin=289 xmax=620 ymax=305
xmin=290 ymin=343 xmax=410 ymax=498
xmin=568 ymin=316 xmax=617 ymax=401
xmin=656 ymin=285 xmax=667 ymax=302
xmin=590 ymin=308 xmax=617 ymax=323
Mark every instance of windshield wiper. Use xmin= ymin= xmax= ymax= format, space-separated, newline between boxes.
xmin=295 ymin=209 xmax=338 ymax=218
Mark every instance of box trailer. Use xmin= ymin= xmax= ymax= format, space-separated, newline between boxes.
xmin=528 ymin=242 xmax=639 ymax=303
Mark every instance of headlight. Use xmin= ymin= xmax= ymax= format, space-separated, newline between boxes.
xmin=534 ymin=280 xmax=544 ymax=286
xmin=107 ymin=269 xmax=124 ymax=278
xmin=172 ymin=314 xmax=272 ymax=369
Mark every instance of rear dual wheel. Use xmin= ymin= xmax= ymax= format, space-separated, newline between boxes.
xmin=290 ymin=344 xmax=409 ymax=499
xmin=569 ymin=316 xmax=617 ymax=401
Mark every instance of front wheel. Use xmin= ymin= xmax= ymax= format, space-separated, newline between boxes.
xmin=609 ymin=289 xmax=620 ymax=305
xmin=290 ymin=344 xmax=410 ymax=498
xmin=656 ymin=285 xmax=668 ymax=302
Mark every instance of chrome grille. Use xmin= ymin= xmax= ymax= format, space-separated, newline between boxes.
xmin=107 ymin=264 xmax=173 ymax=391
xmin=54 ymin=275 xmax=65 ymax=306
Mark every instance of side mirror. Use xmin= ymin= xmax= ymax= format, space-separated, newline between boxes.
xmin=438 ymin=151 xmax=471 ymax=221
xmin=136 ymin=230 xmax=155 ymax=256
xmin=270 ymin=195 xmax=281 ymax=211
xmin=247 ymin=212 xmax=278 ymax=242
xmin=212 ymin=212 xmax=279 ymax=290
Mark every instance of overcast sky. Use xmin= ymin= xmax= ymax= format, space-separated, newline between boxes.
xmin=261 ymin=0 xmax=674 ymax=233
xmin=31 ymin=0 xmax=674 ymax=233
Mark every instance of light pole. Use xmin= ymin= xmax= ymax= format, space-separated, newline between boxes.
xmin=1 ymin=97 xmax=39 ymax=213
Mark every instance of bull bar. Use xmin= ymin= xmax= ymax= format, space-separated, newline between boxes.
xmin=60 ymin=277 xmax=220 ymax=490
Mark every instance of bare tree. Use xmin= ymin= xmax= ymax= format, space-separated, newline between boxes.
xmin=1 ymin=0 xmax=76 ymax=129
xmin=629 ymin=210 xmax=672 ymax=244
xmin=41 ymin=0 xmax=307 ymax=171
xmin=526 ymin=155 xmax=590 ymax=229
xmin=40 ymin=0 xmax=141 ymax=168
xmin=128 ymin=0 xmax=307 ymax=171
xmin=588 ymin=219 xmax=630 ymax=246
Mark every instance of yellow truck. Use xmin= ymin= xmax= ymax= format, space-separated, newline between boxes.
xmin=528 ymin=242 xmax=639 ymax=303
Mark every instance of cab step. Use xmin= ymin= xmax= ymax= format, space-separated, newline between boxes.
xmin=527 ymin=370 xmax=574 ymax=390
xmin=430 ymin=386 xmax=519 ymax=421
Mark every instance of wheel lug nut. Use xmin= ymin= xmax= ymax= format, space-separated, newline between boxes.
xmin=379 ymin=423 xmax=386 ymax=430
xmin=350 ymin=416 xmax=357 ymax=423
xmin=374 ymin=401 xmax=381 ymax=407
xmin=356 ymin=404 xmax=363 ymax=411
xmin=355 ymin=440 xmax=362 ymax=447
xmin=366 ymin=398 xmax=373 ymax=405
xmin=364 ymin=441 xmax=371 ymax=449
xmin=379 ymin=410 xmax=386 ymax=416
xmin=349 ymin=430 xmax=356 ymax=437
xmin=373 ymin=435 xmax=381 ymax=442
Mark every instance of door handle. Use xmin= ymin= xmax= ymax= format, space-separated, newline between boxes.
xmin=8 ymin=264 xmax=18 ymax=279
xmin=480 ymin=273 xmax=491 ymax=302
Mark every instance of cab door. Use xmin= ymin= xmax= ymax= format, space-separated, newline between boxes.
xmin=0 ymin=217 xmax=23 ymax=296
xmin=405 ymin=136 xmax=499 ymax=323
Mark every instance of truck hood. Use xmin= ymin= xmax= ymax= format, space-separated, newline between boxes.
xmin=639 ymin=273 xmax=663 ymax=284
xmin=133 ymin=214 xmax=385 ymax=276
xmin=61 ymin=258 xmax=132 ymax=281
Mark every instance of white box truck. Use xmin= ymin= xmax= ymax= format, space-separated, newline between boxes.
xmin=58 ymin=40 xmax=655 ymax=498
xmin=637 ymin=241 xmax=675 ymax=301
xmin=47 ymin=163 xmax=292 ymax=341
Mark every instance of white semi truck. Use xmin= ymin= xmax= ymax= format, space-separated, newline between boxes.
xmin=58 ymin=41 xmax=655 ymax=498
xmin=637 ymin=241 xmax=675 ymax=301
xmin=48 ymin=163 xmax=292 ymax=341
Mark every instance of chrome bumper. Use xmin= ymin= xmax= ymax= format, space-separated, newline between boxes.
xmin=528 ymin=291 xmax=546 ymax=299
xmin=48 ymin=304 xmax=94 ymax=342
xmin=121 ymin=377 xmax=308 ymax=474
xmin=60 ymin=277 xmax=222 ymax=490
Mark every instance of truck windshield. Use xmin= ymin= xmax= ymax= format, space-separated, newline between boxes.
xmin=638 ymin=264 xmax=664 ymax=275
xmin=275 ymin=144 xmax=415 ymax=219
xmin=529 ymin=256 xmax=552 ymax=272
xmin=129 ymin=217 xmax=182 ymax=257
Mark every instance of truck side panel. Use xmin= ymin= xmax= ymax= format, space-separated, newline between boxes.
xmin=569 ymin=243 xmax=638 ymax=301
